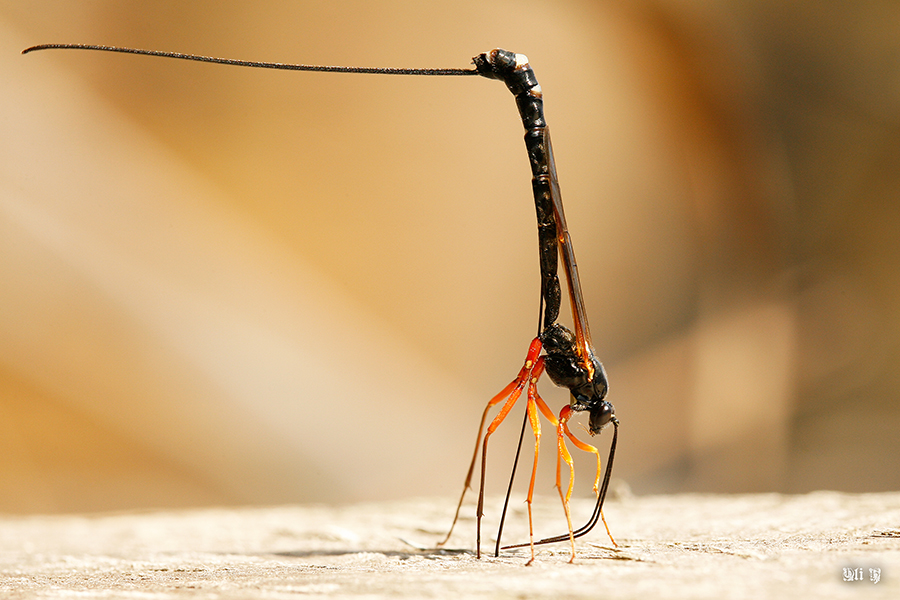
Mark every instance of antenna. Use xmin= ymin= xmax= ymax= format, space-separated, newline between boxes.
xmin=22 ymin=44 xmax=479 ymax=77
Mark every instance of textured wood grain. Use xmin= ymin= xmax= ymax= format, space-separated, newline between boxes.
xmin=2 ymin=492 xmax=899 ymax=599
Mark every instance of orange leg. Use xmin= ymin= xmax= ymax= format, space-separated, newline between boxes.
xmin=476 ymin=358 xmax=537 ymax=558
xmin=555 ymin=406 xmax=578 ymax=562
xmin=557 ymin=405 xmax=617 ymax=562
xmin=560 ymin=410 xmax=617 ymax=547
xmin=437 ymin=379 xmax=519 ymax=547
xmin=438 ymin=338 xmax=542 ymax=556
xmin=525 ymin=367 xmax=559 ymax=565
xmin=523 ymin=376 xmax=541 ymax=565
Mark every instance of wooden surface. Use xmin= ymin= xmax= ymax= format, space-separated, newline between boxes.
xmin=1 ymin=492 xmax=898 ymax=599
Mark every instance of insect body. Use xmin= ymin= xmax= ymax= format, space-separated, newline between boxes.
xmin=22 ymin=44 xmax=619 ymax=563
xmin=443 ymin=50 xmax=618 ymax=563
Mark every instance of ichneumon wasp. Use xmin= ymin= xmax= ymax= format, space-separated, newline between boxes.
xmin=22 ymin=43 xmax=619 ymax=564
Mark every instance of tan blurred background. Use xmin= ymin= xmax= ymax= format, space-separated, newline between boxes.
xmin=2 ymin=1 xmax=899 ymax=517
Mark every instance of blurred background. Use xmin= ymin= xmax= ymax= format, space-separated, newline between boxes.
xmin=2 ymin=0 xmax=899 ymax=517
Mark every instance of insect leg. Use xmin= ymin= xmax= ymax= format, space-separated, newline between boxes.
xmin=558 ymin=406 xmax=617 ymax=548
xmin=439 ymin=338 xmax=543 ymax=556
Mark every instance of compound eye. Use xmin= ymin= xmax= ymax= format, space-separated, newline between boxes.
xmin=589 ymin=401 xmax=615 ymax=435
